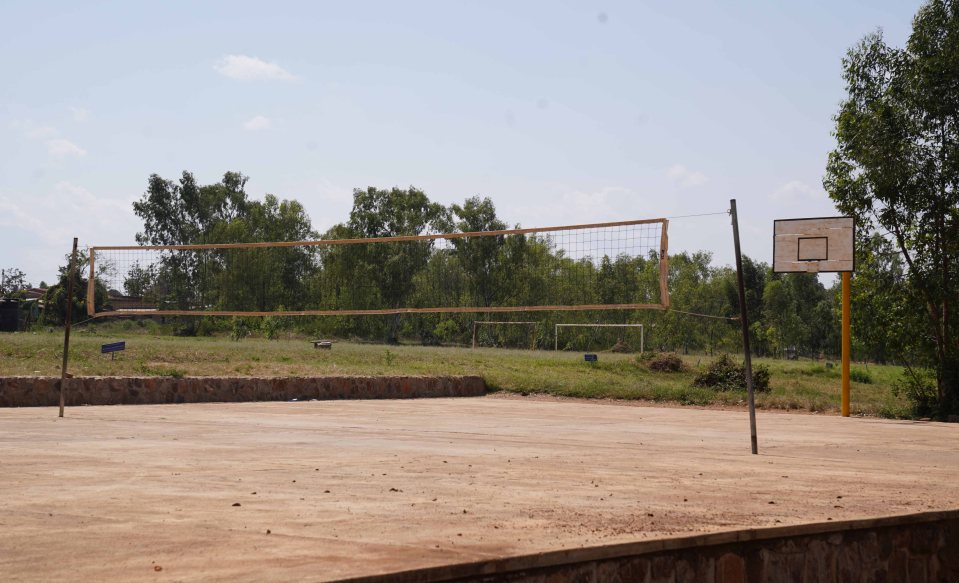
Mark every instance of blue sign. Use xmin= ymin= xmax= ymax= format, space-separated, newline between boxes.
xmin=101 ymin=341 xmax=125 ymax=355
xmin=584 ymin=353 xmax=598 ymax=362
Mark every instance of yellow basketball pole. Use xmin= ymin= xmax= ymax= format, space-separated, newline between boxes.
xmin=841 ymin=272 xmax=851 ymax=417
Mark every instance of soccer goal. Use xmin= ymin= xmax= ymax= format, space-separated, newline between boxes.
xmin=554 ymin=323 xmax=644 ymax=352
xmin=86 ymin=218 xmax=669 ymax=318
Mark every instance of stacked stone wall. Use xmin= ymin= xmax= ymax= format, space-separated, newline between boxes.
xmin=353 ymin=510 xmax=959 ymax=582
xmin=0 ymin=375 xmax=486 ymax=407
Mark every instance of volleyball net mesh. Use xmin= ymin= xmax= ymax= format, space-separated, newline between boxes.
xmin=87 ymin=218 xmax=668 ymax=317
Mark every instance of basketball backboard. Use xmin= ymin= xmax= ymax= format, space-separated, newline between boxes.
xmin=773 ymin=216 xmax=854 ymax=273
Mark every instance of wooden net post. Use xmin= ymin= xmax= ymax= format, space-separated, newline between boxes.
xmin=59 ymin=237 xmax=78 ymax=418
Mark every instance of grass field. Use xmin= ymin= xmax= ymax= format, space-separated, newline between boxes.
xmin=0 ymin=325 xmax=910 ymax=417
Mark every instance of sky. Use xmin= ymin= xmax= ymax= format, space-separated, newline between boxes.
xmin=0 ymin=0 xmax=919 ymax=286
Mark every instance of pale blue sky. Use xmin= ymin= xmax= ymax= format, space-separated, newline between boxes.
xmin=1 ymin=0 xmax=917 ymax=285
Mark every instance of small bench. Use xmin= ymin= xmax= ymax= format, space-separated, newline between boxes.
xmin=311 ymin=340 xmax=333 ymax=350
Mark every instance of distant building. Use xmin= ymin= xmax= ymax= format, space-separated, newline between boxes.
xmin=0 ymin=297 xmax=41 ymax=332
xmin=105 ymin=289 xmax=156 ymax=312
xmin=22 ymin=287 xmax=47 ymax=300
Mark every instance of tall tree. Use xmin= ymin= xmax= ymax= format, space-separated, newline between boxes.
xmin=0 ymin=268 xmax=30 ymax=298
xmin=326 ymin=186 xmax=447 ymax=342
xmin=824 ymin=0 xmax=959 ymax=414
xmin=657 ymin=252 xmax=734 ymax=354
xmin=42 ymin=251 xmax=107 ymax=324
xmin=131 ymin=171 xmax=317 ymax=314
xmin=447 ymin=196 xmax=507 ymax=307
xmin=133 ymin=171 xmax=250 ymax=246
xmin=724 ymin=256 xmax=769 ymax=356
xmin=850 ymin=234 xmax=927 ymax=364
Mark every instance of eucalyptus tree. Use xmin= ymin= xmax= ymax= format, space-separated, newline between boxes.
xmin=824 ymin=0 xmax=959 ymax=413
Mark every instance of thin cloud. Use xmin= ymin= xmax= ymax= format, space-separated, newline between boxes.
xmin=69 ymin=107 xmax=90 ymax=122
xmin=507 ymin=186 xmax=634 ymax=227
xmin=0 ymin=183 xmax=138 ymax=284
xmin=666 ymin=164 xmax=707 ymax=188
xmin=47 ymin=138 xmax=87 ymax=158
xmin=214 ymin=55 xmax=297 ymax=81
xmin=11 ymin=120 xmax=57 ymax=140
xmin=13 ymin=120 xmax=87 ymax=158
xmin=243 ymin=115 xmax=273 ymax=131
xmin=770 ymin=180 xmax=826 ymax=203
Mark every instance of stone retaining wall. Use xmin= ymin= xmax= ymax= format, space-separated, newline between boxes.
xmin=0 ymin=375 xmax=486 ymax=407
xmin=346 ymin=510 xmax=959 ymax=582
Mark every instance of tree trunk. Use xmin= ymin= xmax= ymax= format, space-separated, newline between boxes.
xmin=938 ymin=350 xmax=959 ymax=415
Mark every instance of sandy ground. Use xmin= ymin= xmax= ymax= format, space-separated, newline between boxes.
xmin=1 ymin=396 xmax=957 ymax=582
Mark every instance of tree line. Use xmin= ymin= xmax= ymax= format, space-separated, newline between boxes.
xmin=0 ymin=170 xmax=924 ymax=372
xmin=19 ymin=171 xmax=847 ymax=362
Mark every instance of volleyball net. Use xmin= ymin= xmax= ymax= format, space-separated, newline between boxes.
xmin=87 ymin=218 xmax=669 ymax=318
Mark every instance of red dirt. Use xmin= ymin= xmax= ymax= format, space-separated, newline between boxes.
xmin=1 ymin=397 xmax=956 ymax=581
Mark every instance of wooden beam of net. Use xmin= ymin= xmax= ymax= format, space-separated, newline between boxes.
xmin=94 ymin=304 xmax=666 ymax=318
xmin=90 ymin=218 xmax=667 ymax=252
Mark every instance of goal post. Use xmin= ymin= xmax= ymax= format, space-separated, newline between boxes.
xmin=554 ymin=323 xmax=644 ymax=352
xmin=87 ymin=217 xmax=669 ymax=318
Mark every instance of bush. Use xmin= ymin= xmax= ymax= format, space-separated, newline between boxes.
xmin=892 ymin=367 xmax=938 ymax=417
xmin=433 ymin=319 xmax=459 ymax=344
xmin=230 ymin=317 xmax=252 ymax=341
xmin=610 ymin=340 xmax=633 ymax=353
xmin=645 ymin=352 xmax=686 ymax=372
xmin=849 ymin=368 xmax=873 ymax=384
xmin=174 ymin=320 xmax=198 ymax=336
xmin=261 ymin=316 xmax=281 ymax=340
xmin=195 ymin=317 xmax=222 ymax=337
xmin=752 ymin=364 xmax=771 ymax=392
xmin=693 ymin=354 xmax=770 ymax=392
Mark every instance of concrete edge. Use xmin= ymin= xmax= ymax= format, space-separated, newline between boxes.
xmin=338 ymin=509 xmax=959 ymax=582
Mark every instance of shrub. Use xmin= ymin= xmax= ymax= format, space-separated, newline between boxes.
xmin=610 ymin=340 xmax=633 ymax=353
xmin=892 ymin=367 xmax=938 ymax=417
xmin=849 ymin=368 xmax=873 ymax=384
xmin=195 ymin=317 xmax=221 ymax=337
xmin=693 ymin=354 xmax=770 ymax=392
xmin=752 ymin=364 xmax=771 ymax=392
xmin=646 ymin=352 xmax=686 ymax=372
xmin=174 ymin=320 xmax=197 ymax=336
xmin=261 ymin=316 xmax=280 ymax=340
xmin=433 ymin=319 xmax=460 ymax=344
xmin=230 ymin=317 xmax=252 ymax=341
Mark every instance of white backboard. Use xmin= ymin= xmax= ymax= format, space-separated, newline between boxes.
xmin=773 ymin=217 xmax=854 ymax=273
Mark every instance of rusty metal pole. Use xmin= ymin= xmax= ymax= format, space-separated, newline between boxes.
xmin=730 ymin=201 xmax=758 ymax=454
xmin=59 ymin=238 xmax=79 ymax=418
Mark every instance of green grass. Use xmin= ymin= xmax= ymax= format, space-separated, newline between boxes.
xmin=0 ymin=326 xmax=910 ymax=417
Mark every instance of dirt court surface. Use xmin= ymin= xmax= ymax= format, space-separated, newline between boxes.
xmin=1 ymin=396 xmax=957 ymax=582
